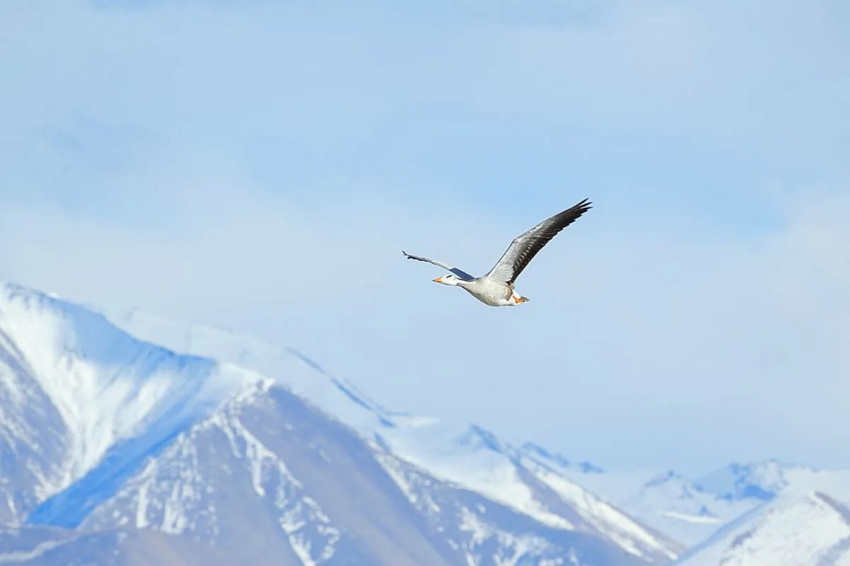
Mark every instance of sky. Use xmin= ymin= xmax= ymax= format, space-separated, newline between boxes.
xmin=1 ymin=0 xmax=848 ymax=475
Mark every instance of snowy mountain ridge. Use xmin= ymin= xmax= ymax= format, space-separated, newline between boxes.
xmin=0 ymin=283 xmax=261 ymax=522
xmin=544 ymin=454 xmax=824 ymax=548
xmin=2 ymin=280 xmax=847 ymax=565
xmin=0 ymin=282 xmax=680 ymax=565
xmin=674 ymin=469 xmax=850 ymax=566
xmin=693 ymin=460 xmax=800 ymax=502
xmin=105 ymin=293 xmax=850 ymax=563
xmin=105 ymin=299 xmax=681 ymax=563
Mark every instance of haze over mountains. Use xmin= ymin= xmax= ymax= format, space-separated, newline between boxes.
xmin=0 ymin=281 xmax=847 ymax=565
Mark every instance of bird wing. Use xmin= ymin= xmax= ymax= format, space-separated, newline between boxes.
xmin=485 ymin=198 xmax=592 ymax=285
xmin=402 ymin=251 xmax=475 ymax=281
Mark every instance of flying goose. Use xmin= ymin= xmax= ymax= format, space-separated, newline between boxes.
xmin=403 ymin=198 xmax=592 ymax=307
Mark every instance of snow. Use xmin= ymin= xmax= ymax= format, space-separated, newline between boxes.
xmin=659 ymin=511 xmax=723 ymax=524
xmin=76 ymin=386 xmax=342 ymax=562
xmin=212 ymin=401 xmax=340 ymax=564
xmin=379 ymin=422 xmax=575 ymax=532
xmin=107 ymin=311 xmax=564 ymax=520
xmin=106 ymin=308 xmax=399 ymax=432
xmin=0 ymin=536 xmax=76 ymax=564
xmin=134 ymin=463 xmax=154 ymax=529
xmin=104 ymin=302 xmax=681 ymax=561
xmin=374 ymin=423 xmax=681 ymax=562
xmin=677 ymin=470 xmax=850 ymax=566
xmin=0 ymin=283 xmax=259 ymax=507
xmin=695 ymin=460 xmax=797 ymax=501
xmin=219 ymin=410 xmax=288 ymax=497
xmin=676 ymin=492 xmax=850 ymax=566
xmin=553 ymin=465 xmax=760 ymax=546
xmin=1 ymin=284 xmax=680 ymax=563
xmin=24 ymin=280 xmax=850 ymax=565
xmin=278 ymin=494 xmax=339 ymax=566
xmin=524 ymin=457 xmax=679 ymax=560
xmin=373 ymin=451 xmax=442 ymax=516
xmin=161 ymin=481 xmax=190 ymax=534
xmin=9 ymin=280 xmax=850 ymax=564
xmin=6 ymin=496 xmax=17 ymax=519
xmin=458 ymin=507 xmax=563 ymax=566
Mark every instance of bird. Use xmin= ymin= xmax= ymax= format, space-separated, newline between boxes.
xmin=403 ymin=198 xmax=592 ymax=307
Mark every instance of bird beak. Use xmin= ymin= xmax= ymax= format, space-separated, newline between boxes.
xmin=433 ymin=277 xmax=442 ymax=283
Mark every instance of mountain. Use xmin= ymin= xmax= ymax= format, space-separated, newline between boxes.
xmin=0 ymin=525 xmax=233 ymax=565
xmin=536 ymin=459 xmax=815 ymax=547
xmin=106 ymin=302 xmax=682 ymax=564
xmin=0 ymin=282 xmax=680 ymax=565
xmin=0 ymin=283 xmax=255 ymax=526
xmin=535 ymin=464 xmax=760 ymax=547
xmin=544 ymin=453 xmax=850 ymax=565
xmin=521 ymin=443 xmax=605 ymax=475
xmin=674 ymin=469 xmax=850 ymax=566
xmin=693 ymin=460 xmax=796 ymax=502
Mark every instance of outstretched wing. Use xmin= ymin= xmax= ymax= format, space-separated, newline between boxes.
xmin=402 ymin=251 xmax=475 ymax=281
xmin=485 ymin=198 xmax=592 ymax=285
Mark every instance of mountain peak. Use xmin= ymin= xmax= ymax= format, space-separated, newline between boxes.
xmin=460 ymin=424 xmax=504 ymax=453
xmin=521 ymin=441 xmax=604 ymax=474
xmin=695 ymin=460 xmax=804 ymax=502
xmin=645 ymin=470 xmax=684 ymax=488
xmin=0 ymin=282 xmax=258 ymax=508
xmin=677 ymin=480 xmax=850 ymax=566
xmin=0 ymin=282 xmax=684 ymax=564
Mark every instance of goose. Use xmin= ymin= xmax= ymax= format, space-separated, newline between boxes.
xmin=403 ymin=198 xmax=592 ymax=307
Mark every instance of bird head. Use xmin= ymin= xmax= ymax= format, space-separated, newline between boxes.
xmin=433 ymin=274 xmax=460 ymax=286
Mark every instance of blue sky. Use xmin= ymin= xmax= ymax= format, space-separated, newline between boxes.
xmin=1 ymin=0 xmax=848 ymax=474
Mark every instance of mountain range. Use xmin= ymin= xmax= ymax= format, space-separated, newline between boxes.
xmin=0 ymin=281 xmax=846 ymax=565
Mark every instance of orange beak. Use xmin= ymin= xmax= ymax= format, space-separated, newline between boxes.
xmin=433 ymin=276 xmax=443 ymax=283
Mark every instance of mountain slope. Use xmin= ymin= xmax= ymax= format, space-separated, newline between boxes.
xmin=106 ymin=305 xmax=682 ymax=563
xmin=541 ymin=455 xmax=822 ymax=548
xmin=0 ymin=525 xmax=236 ymax=565
xmin=84 ymin=382 xmax=460 ymax=565
xmin=0 ymin=283 xmax=255 ymax=525
xmin=0 ymin=282 xmax=679 ymax=565
xmin=674 ymin=475 xmax=850 ymax=566
xmin=375 ymin=450 xmax=655 ymax=566
xmin=694 ymin=460 xmax=797 ymax=502
xmin=81 ymin=379 xmax=660 ymax=565
xmin=546 ymin=463 xmax=767 ymax=546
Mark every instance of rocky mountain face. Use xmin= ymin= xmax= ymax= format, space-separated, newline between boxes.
xmin=4 ymin=281 xmax=847 ymax=565
xmin=0 ymin=283 xmax=680 ymax=565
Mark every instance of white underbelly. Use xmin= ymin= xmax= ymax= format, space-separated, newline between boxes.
xmin=463 ymin=279 xmax=514 ymax=307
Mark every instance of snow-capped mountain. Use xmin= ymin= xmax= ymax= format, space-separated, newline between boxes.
xmin=5 ymin=280 xmax=847 ymax=565
xmin=693 ymin=460 xmax=797 ymax=502
xmin=529 ymin=461 xmax=746 ymax=546
xmin=544 ymin=459 xmax=811 ymax=547
xmin=521 ymin=443 xmax=604 ymax=475
xmin=530 ymin=446 xmax=850 ymax=563
xmin=674 ymin=469 xmax=850 ymax=566
xmin=0 ymin=282 xmax=681 ymax=565
xmin=105 ymin=300 xmax=681 ymax=564
xmin=0 ymin=283 xmax=256 ymax=526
